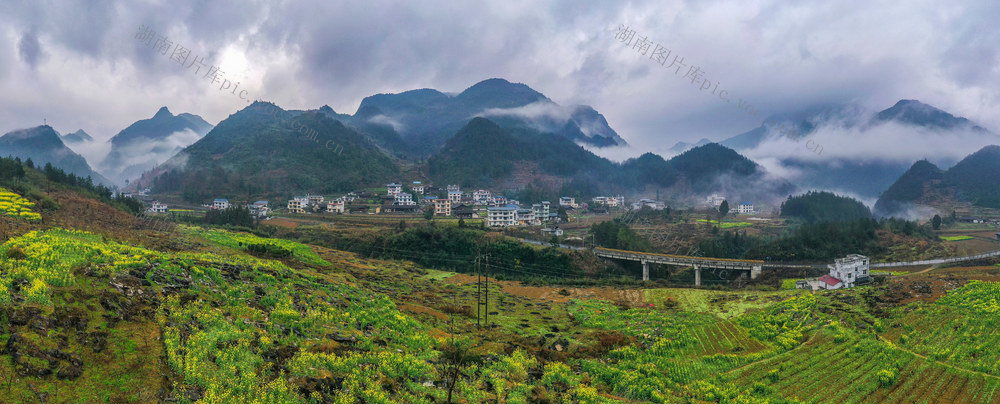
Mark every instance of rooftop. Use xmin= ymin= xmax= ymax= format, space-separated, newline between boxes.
xmin=819 ymin=275 xmax=842 ymax=286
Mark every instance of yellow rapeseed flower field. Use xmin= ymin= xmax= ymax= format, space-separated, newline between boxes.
xmin=0 ymin=187 xmax=42 ymax=220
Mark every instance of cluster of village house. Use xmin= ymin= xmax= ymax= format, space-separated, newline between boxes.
xmin=284 ymin=182 xmax=631 ymax=228
xmin=143 ymin=183 xmax=763 ymax=228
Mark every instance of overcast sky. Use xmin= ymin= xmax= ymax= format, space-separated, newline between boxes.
xmin=0 ymin=0 xmax=996 ymax=160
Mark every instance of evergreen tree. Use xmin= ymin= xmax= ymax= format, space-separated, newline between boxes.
xmin=932 ymin=214 xmax=942 ymax=230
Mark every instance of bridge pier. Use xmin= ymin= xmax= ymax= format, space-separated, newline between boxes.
xmin=751 ymin=265 xmax=761 ymax=280
xmin=694 ymin=265 xmax=701 ymax=286
xmin=642 ymin=260 xmax=649 ymax=281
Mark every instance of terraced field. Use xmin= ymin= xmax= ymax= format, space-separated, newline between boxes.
xmin=731 ymin=329 xmax=1000 ymax=403
xmin=2 ymin=222 xmax=999 ymax=402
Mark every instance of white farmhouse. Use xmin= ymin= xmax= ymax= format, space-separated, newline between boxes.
xmin=473 ymin=190 xmax=493 ymax=205
xmin=249 ymin=200 xmax=269 ymax=217
xmin=706 ymin=194 xmax=726 ymax=208
xmin=798 ymin=254 xmax=871 ymax=290
xmin=736 ymin=202 xmax=754 ymax=214
xmin=213 ymin=198 xmax=230 ymax=210
xmin=632 ymin=199 xmax=665 ymax=210
xmin=487 ymin=205 xmax=518 ymax=227
xmin=394 ymin=192 xmax=415 ymax=206
xmin=149 ymin=201 xmax=168 ymax=213
xmin=387 ymin=183 xmax=402 ymax=196
xmin=326 ymin=201 xmax=344 ymax=213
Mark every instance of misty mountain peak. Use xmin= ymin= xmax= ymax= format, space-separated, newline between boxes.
xmin=456 ymin=78 xmax=549 ymax=107
xmin=874 ymin=99 xmax=986 ymax=131
xmin=154 ymin=106 xmax=173 ymax=119
xmin=62 ymin=129 xmax=94 ymax=143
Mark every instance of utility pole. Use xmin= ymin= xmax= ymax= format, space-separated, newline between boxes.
xmin=476 ymin=253 xmax=490 ymax=329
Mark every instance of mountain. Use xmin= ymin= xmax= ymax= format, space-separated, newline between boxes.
xmin=668 ymin=138 xmax=712 ymax=154
xmin=139 ymin=102 xmax=398 ymax=202
xmin=873 ymin=160 xmax=945 ymax=217
xmin=355 ymin=78 xmax=626 ymax=155
xmin=61 ymin=129 xmax=94 ymax=143
xmin=429 ymin=119 xmax=790 ymax=204
xmin=720 ymin=100 xmax=995 ymax=199
xmin=874 ymin=145 xmax=1000 ymax=217
xmin=720 ymin=103 xmax=864 ymax=151
xmin=873 ymin=99 xmax=989 ymax=132
xmin=428 ymin=117 xmax=619 ymax=193
xmin=663 ymin=143 xmax=794 ymax=199
xmin=100 ymin=107 xmax=213 ymax=185
xmin=942 ymin=145 xmax=1000 ymax=208
xmin=0 ymin=125 xmax=110 ymax=184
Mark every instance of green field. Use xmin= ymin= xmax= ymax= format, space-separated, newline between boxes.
xmin=940 ymin=235 xmax=975 ymax=241
xmin=1 ymin=223 xmax=998 ymax=402
xmin=696 ymin=219 xmax=753 ymax=229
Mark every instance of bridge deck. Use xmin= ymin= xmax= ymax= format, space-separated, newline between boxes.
xmin=594 ymin=247 xmax=763 ymax=269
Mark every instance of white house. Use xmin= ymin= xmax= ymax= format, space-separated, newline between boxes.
xmin=559 ymin=197 xmax=577 ymax=208
xmin=516 ymin=208 xmax=535 ymax=225
xmin=736 ymin=202 xmax=754 ymax=214
xmin=326 ymin=201 xmax=344 ymax=213
xmin=149 ymin=201 xmax=168 ymax=213
xmin=447 ymin=184 xmax=461 ymax=192
xmin=394 ymin=192 xmax=415 ymax=206
xmin=541 ymin=227 xmax=564 ymax=237
xmin=411 ymin=181 xmax=424 ymax=194
xmin=307 ymin=195 xmax=325 ymax=206
xmin=213 ymin=199 xmax=229 ymax=210
xmin=249 ymin=201 xmax=269 ymax=217
xmin=473 ymin=190 xmax=493 ymax=205
xmin=448 ymin=190 xmax=463 ymax=203
xmin=591 ymin=196 xmax=624 ymax=207
xmin=632 ymin=199 xmax=665 ymax=210
xmin=387 ymin=183 xmax=402 ymax=196
xmin=492 ymin=196 xmax=508 ymax=207
xmin=828 ymin=254 xmax=870 ymax=288
xmin=798 ymin=254 xmax=870 ymax=290
xmin=532 ymin=202 xmax=551 ymax=224
xmin=706 ymin=194 xmax=726 ymax=208
xmin=487 ymin=205 xmax=518 ymax=227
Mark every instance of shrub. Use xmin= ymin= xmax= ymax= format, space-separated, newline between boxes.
xmin=877 ymin=368 xmax=897 ymax=387
xmin=6 ymin=246 xmax=27 ymax=260
xmin=244 ymin=243 xmax=293 ymax=258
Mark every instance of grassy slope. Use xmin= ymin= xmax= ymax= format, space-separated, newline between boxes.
xmin=0 ymin=182 xmax=999 ymax=402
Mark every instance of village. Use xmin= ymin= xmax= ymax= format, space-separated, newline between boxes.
xmin=141 ymin=182 xmax=767 ymax=229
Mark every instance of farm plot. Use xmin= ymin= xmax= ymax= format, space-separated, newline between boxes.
xmin=884 ymin=281 xmax=1000 ymax=376
xmin=730 ymin=328 xmax=1000 ymax=403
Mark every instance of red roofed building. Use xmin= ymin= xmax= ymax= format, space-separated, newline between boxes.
xmin=818 ymin=275 xmax=843 ymax=289
xmin=797 ymin=254 xmax=869 ymax=291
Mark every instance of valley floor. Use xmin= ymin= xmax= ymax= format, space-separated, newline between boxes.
xmin=1 ymin=224 xmax=1000 ymax=403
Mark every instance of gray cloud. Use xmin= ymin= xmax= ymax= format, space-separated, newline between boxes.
xmin=17 ymin=29 xmax=42 ymax=68
xmin=0 ymin=0 xmax=995 ymax=174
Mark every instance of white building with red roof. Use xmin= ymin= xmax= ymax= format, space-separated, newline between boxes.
xmin=797 ymin=254 xmax=870 ymax=290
